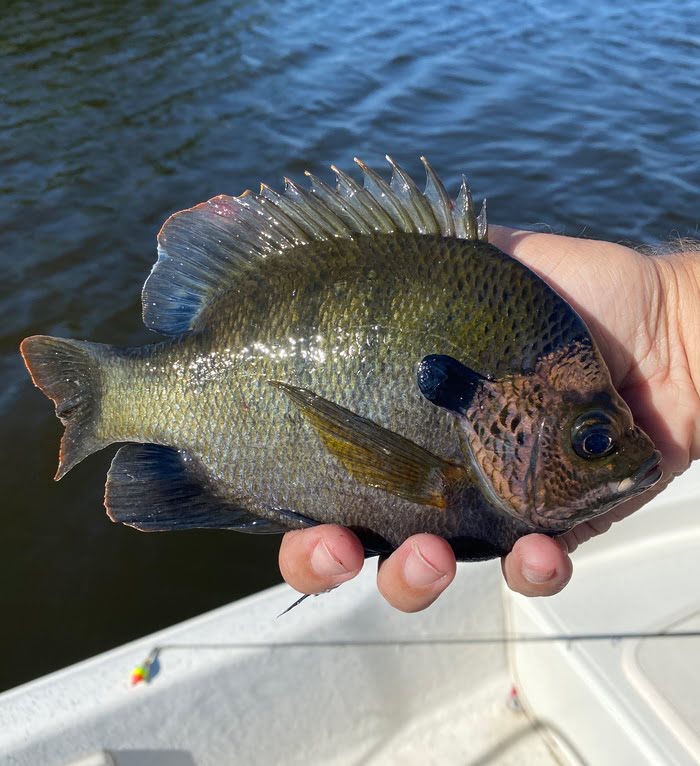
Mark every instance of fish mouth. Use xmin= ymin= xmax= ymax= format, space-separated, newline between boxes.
xmin=616 ymin=450 xmax=663 ymax=496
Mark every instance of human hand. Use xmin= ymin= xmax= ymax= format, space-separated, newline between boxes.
xmin=279 ymin=228 xmax=700 ymax=609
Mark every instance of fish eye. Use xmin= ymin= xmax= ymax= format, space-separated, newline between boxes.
xmin=571 ymin=411 xmax=617 ymax=459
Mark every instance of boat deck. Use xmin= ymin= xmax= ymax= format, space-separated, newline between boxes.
xmin=2 ymin=465 xmax=698 ymax=765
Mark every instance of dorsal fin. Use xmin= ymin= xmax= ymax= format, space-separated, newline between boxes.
xmin=142 ymin=157 xmax=488 ymax=336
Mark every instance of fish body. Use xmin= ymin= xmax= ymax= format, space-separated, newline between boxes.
xmin=21 ymin=158 xmax=661 ymax=560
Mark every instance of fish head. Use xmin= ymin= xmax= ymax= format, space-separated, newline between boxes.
xmin=460 ymin=340 xmax=661 ymax=530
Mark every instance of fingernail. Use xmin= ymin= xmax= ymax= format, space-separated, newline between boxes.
xmin=310 ymin=540 xmax=348 ymax=577
xmin=404 ymin=544 xmax=446 ymax=587
xmin=522 ymin=563 xmax=556 ymax=584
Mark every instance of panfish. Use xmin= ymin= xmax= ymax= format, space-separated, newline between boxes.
xmin=21 ymin=156 xmax=662 ymax=560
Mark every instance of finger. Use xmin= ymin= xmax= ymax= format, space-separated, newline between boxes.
xmin=501 ymin=534 xmax=572 ymax=597
xmin=278 ymin=525 xmax=364 ymax=595
xmin=376 ymin=534 xmax=456 ymax=612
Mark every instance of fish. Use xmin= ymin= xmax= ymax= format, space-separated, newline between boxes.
xmin=20 ymin=156 xmax=662 ymax=561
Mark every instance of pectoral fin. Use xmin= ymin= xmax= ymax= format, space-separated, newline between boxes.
xmin=271 ymin=382 xmax=463 ymax=509
xmin=417 ymin=354 xmax=488 ymax=414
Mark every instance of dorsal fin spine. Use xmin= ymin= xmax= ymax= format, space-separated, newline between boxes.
xmin=420 ymin=156 xmax=456 ymax=237
xmin=354 ymin=158 xmax=417 ymax=233
xmin=305 ymin=171 xmax=375 ymax=234
xmin=385 ymin=156 xmax=439 ymax=234
xmin=276 ymin=179 xmax=334 ymax=241
xmin=145 ymin=157 xmax=488 ymax=336
xmin=456 ymin=176 xmax=478 ymax=240
xmin=331 ymin=165 xmax=395 ymax=232
xmin=283 ymin=179 xmax=352 ymax=238
xmin=477 ymin=199 xmax=488 ymax=241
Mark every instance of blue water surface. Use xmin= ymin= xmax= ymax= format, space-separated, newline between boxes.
xmin=1 ymin=0 xmax=698 ymax=690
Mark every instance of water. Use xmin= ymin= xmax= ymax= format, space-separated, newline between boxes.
xmin=2 ymin=0 xmax=698 ymax=691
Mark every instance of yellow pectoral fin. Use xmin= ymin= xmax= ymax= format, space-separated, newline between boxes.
xmin=271 ymin=381 xmax=464 ymax=509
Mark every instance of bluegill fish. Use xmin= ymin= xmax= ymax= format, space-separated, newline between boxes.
xmin=21 ymin=157 xmax=662 ymax=560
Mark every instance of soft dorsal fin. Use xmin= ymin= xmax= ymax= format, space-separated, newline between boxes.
xmin=143 ymin=157 xmax=488 ymax=336
xmin=271 ymin=381 xmax=466 ymax=509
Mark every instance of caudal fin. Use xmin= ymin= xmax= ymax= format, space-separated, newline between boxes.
xmin=20 ymin=335 xmax=108 ymax=480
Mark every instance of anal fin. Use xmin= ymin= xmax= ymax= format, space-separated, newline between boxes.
xmin=105 ymin=444 xmax=294 ymax=533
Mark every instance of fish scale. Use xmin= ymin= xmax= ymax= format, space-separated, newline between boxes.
xmin=20 ymin=157 xmax=661 ymax=560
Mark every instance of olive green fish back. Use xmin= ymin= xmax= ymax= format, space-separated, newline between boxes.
xmin=147 ymin=156 xmax=590 ymax=380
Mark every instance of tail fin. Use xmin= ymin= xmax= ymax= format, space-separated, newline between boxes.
xmin=20 ymin=335 xmax=109 ymax=480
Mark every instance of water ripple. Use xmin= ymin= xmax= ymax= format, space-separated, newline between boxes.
xmin=1 ymin=0 xmax=699 ymax=691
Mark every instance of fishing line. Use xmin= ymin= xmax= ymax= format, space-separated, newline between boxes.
xmin=129 ymin=630 xmax=700 ymax=684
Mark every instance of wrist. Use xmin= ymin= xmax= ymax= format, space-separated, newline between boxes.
xmin=652 ymin=250 xmax=700 ymax=462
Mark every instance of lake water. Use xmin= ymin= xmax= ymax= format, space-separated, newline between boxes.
xmin=2 ymin=0 xmax=699 ymax=691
